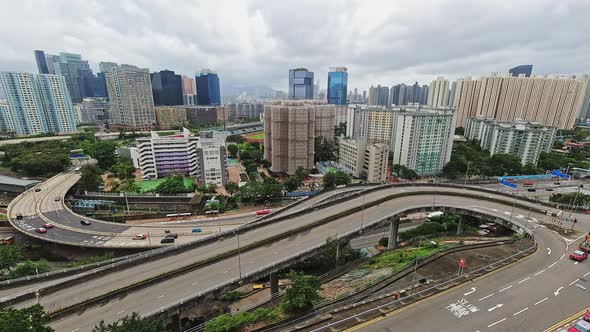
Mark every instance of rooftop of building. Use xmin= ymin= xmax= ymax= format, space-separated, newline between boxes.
xmin=0 ymin=175 xmax=41 ymax=187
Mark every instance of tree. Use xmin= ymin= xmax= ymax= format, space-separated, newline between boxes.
xmin=152 ymin=174 xmax=191 ymax=194
xmin=393 ymin=164 xmax=418 ymax=180
xmin=454 ymin=127 xmax=465 ymax=135
xmin=0 ymin=243 xmax=25 ymax=277
xmin=224 ymin=181 xmax=239 ymax=195
xmin=206 ymin=183 xmax=218 ymax=193
xmin=227 ymin=144 xmax=239 ymax=159
xmin=93 ymin=312 xmax=165 ymax=332
xmin=295 ymin=166 xmax=309 ymax=181
xmin=335 ymin=122 xmax=347 ymax=137
xmin=8 ymin=260 xmax=50 ymax=279
xmin=89 ymin=141 xmax=117 ymax=170
xmin=111 ymin=157 xmax=135 ymax=179
xmin=314 ymin=136 xmax=338 ymax=162
xmin=323 ymin=170 xmax=350 ymax=189
xmin=522 ymin=163 xmax=543 ymax=175
xmin=283 ymin=176 xmax=301 ymax=192
xmin=488 ymin=154 xmax=522 ymax=176
xmin=118 ymin=180 xmax=140 ymax=193
xmin=281 ymin=271 xmax=322 ymax=313
xmin=78 ymin=164 xmax=104 ymax=192
xmin=0 ymin=304 xmax=53 ymax=332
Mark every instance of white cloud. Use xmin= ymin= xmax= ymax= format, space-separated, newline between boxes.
xmin=1 ymin=0 xmax=589 ymax=94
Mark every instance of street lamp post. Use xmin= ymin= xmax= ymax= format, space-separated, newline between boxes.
xmin=360 ymin=193 xmax=365 ymax=232
xmin=233 ymin=231 xmax=242 ymax=279
xmin=432 ymin=177 xmax=438 ymax=209
xmin=568 ymin=185 xmax=582 ymax=220
xmin=410 ymin=236 xmax=427 ymax=295
xmin=464 ymin=161 xmax=472 ymax=185
xmin=508 ymin=186 xmax=519 ymax=224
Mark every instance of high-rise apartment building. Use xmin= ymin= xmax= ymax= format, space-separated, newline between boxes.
xmin=136 ymin=128 xmax=228 ymax=185
xmin=264 ymin=100 xmax=335 ymax=174
xmin=227 ymin=103 xmax=264 ymax=121
xmin=390 ymin=105 xmax=455 ymax=175
xmin=427 ymin=77 xmax=450 ymax=108
xmin=368 ymin=85 xmax=390 ymax=107
xmin=337 ymin=138 xmax=388 ymax=183
xmin=80 ymin=97 xmax=109 ymax=125
xmin=453 ymin=74 xmax=588 ymax=129
xmin=288 ymin=68 xmax=314 ymax=100
xmin=465 ymin=116 xmax=556 ymax=165
xmin=34 ymin=50 xmax=91 ymax=102
xmin=347 ymin=104 xmax=455 ymax=175
xmin=151 ymin=70 xmax=183 ymax=106
xmin=104 ymin=64 xmax=156 ymax=131
xmin=509 ymin=65 xmax=533 ymax=77
xmin=327 ymin=67 xmax=348 ymax=105
xmin=0 ymin=72 xmax=77 ymax=135
xmin=195 ymin=69 xmax=221 ymax=106
xmin=78 ymin=69 xmax=107 ymax=98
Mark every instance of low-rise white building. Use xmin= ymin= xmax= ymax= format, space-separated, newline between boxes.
xmin=136 ymin=128 xmax=228 ymax=185
xmin=465 ymin=116 xmax=557 ymax=165
xmin=338 ymin=138 xmax=389 ymax=183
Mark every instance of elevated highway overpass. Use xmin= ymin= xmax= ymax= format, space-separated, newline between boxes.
xmin=4 ymin=179 xmax=588 ymax=332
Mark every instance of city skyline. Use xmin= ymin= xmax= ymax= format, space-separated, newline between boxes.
xmin=1 ymin=1 xmax=590 ymax=94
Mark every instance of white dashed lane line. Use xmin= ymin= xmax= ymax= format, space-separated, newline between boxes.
xmin=499 ymin=285 xmax=513 ymax=292
xmin=513 ymin=307 xmax=529 ymax=316
xmin=534 ymin=269 xmax=545 ymax=276
xmin=569 ymin=279 xmax=580 ymax=286
xmin=518 ymin=277 xmax=530 ymax=284
xmin=488 ymin=318 xmax=507 ymax=328
xmin=478 ymin=294 xmax=494 ymax=301
xmin=534 ymin=297 xmax=548 ymax=306
xmin=548 ymin=262 xmax=558 ymax=268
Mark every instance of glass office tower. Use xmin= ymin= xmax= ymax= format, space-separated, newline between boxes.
xmin=289 ymin=68 xmax=314 ymax=99
xmin=327 ymin=67 xmax=348 ymax=105
xmin=195 ymin=70 xmax=221 ymax=106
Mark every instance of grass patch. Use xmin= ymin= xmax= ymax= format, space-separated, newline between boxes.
xmin=67 ymin=252 xmax=114 ymax=268
xmin=136 ymin=178 xmax=195 ymax=193
xmin=364 ymin=242 xmax=454 ymax=270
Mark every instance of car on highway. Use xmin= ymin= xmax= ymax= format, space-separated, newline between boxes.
xmin=160 ymin=237 xmax=175 ymax=244
xmin=35 ymin=227 xmax=47 ymax=234
xmin=585 ymin=210 xmax=590 ymax=215
xmin=555 ymin=182 xmax=561 ymax=185
xmin=191 ymin=228 xmax=202 ymax=233
xmin=54 ymin=196 xmax=60 ymax=201
xmin=584 ymin=312 xmax=590 ymax=323
xmin=15 ymin=213 xmax=23 ymax=220
xmin=165 ymin=233 xmax=178 ymax=239
xmin=256 ymin=209 xmax=271 ymax=216
xmin=42 ymin=223 xmax=54 ymax=229
xmin=569 ymin=320 xmax=590 ymax=332
xmin=527 ymin=188 xmax=536 ymax=192
xmin=133 ymin=234 xmax=147 ymax=240
xmin=80 ymin=220 xmax=92 ymax=226
xmin=570 ymin=250 xmax=588 ymax=262
xmin=546 ymin=188 xmax=554 ymax=191
xmin=34 ymin=188 xmax=41 ymax=192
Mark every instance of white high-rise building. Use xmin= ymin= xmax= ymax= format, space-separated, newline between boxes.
xmin=0 ymin=72 xmax=77 ymax=135
xmin=104 ymin=64 xmax=155 ymax=131
xmin=427 ymin=76 xmax=450 ymax=108
xmin=465 ymin=117 xmax=557 ymax=165
xmin=390 ymin=105 xmax=456 ymax=175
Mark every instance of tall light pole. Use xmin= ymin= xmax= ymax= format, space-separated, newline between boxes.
xmin=410 ymin=236 xmax=428 ymax=295
xmin=233 ymin=231 xmax=242 ymax=279
xmin=360 ymin=193 xmax=365 ymax=231
xmin=432 ymin=176 xmax=438 ymax=209
xmin=508 ymin=186 xmax=519 ymax=224
xmin=568 ymin=185 xmax=583 ymax=220
xmin=464 ymin=161 xmax=472 ymax=185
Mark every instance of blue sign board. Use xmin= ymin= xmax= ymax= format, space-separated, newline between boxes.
xmin=499 ymin=180 xmax=518 ymax=189
xmin=551 ymin=170 xmax=569 ymax=179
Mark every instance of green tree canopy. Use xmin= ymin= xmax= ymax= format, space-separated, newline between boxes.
xmin=314 ymin=136 xmax=338 ymax=162
xmin=0 ymin=304 xmax=53 ymax=332
xmin=93 ymin=312 xmax=165 ymax=332
xmin=152 ymin=174 xmax=194 ymax=194
xmin=8 ymin=260 xmax=50 ymax=279
xmin=227 ymin=144 xmax=239 ymax=159
xmin=88 ymin=141 xmax=117 ymax=170
xmin=393 ymin=164 xmax=418 ymax=180
xmin=323 ymin=170 xmax=351 ymax=189
xmin=281 ymin=272 xmax=322 ymax=313
xmin=224 ymin=181 xmax=239 ymax=195
xmin=226 ymin=135 xmax=245 ymax=144
xmin=0 ymin=243 xmax=25 ymax=277
xmin=78 ymin=164 xmax=104 ymax=192
xmin=111 ymin=157 xmax=135 ymax=179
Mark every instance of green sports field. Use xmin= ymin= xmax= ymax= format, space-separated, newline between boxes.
xmin=137 ymin=178 xmax=195 ymax=193
xmin=247 ymin=133 xmax=264 ymax=140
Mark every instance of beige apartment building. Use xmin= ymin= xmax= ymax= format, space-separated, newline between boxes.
xmin=453 ymin=74 xmax=590 ymax=129
xmin=104 ymin=64 xmax=156 ymax=131
xmin=264 ymin=100 xmax=335 ymax=174
xmin=154 ymin=106 xmax=187 ymax=129
xmin=338 ymin=138 xmax=388 ymax=183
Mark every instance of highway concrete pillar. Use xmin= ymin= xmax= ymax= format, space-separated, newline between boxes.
xmin=335 ymin=242 xmax=340 ymax=264
xmin=387 ymin=217 xmax=400 ymax=250
xmin=456 ymin=215 xmax=465 ymax=235
xmin=270 ymin=273 xmax=279 ymax=295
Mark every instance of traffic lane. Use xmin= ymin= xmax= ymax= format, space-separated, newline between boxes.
xmin=47 ymin=194 xmax=562 ymax=330
xmin=43 ymin=210 xmax=129 ymax=233
xmin=358 ymin=225 xmax=576 ymax=332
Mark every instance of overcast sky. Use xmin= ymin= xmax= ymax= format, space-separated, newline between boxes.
xmin=1 ymin=0 xmax=589 ymax=94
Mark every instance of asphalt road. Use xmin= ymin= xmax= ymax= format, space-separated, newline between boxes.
xmin=41 ymin=187 xmax=576 ymax=332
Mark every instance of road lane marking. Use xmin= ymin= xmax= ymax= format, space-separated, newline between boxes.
xmin=535 ymin=269 xmax=545 ymax=276
xmin=554 ymin=287 xmax=563 ymax=296
xmin=560 ymin=253 xmax=565 ymax=260
xmin=548 ymin=262 xmax=558 ymax=268
xmin=488 ymin=304 xmax=503 ymax=312
xmin=116 ymin=310 xmax=125 ymax=315
xmin=223 ymin=270 xmax=229 ymax=274
xmin=157 ymin=295 xmax=164 ymax=299
xmin=513 ymin=307 xmax=529 ymax=316
xmin=478 ymin=294 xmax=494 ymax=301
xmin=577 ymin=284 xmax=587 ymax=290
xmin=575 ymin=261 xmax=579 ymax=265
xmin=534 ymin=297 xmax=548 ymax=305
xmin=464 ymin=287 xmax=476 ymax=296
xmin=584 ymin=271 xmax=590 ymax=277
xmin=570 ymin=279 xmax=580 ymax=286
xmin=192 ymin=281 xmax=199 ymax=285
xmin=518 ymin=277 xmax=530 ymax=284
xmin=499 ymin=285 xmax=513 ymax=292
xmin=488 ymin=318 xmax=507 ymax=328
xmin=547 ymin=248 xmax=552 ymax=255
xmin=71 ymin=330 xmax=79 ymax=332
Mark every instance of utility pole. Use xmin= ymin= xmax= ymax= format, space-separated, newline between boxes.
xmin=233 ymin=231 xmax=242 ymax=279
xmin=410 ymin=236 xmax=426 ymax=295
xmin=464 ymin=161 xmax=472 ymax=185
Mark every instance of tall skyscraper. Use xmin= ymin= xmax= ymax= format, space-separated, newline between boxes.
xmin=288 ymin=68 xmax=314 ymax=100
xmin=34 ymin=51 xmax=91 ymax=102
xmin=104 ymin=64 xmax=155 ymax=130
xmin=427 ymin=77 xmax=450 ymax=108
xmin=195 ymin=69 xmax=221 ymax=106
xmin=368 ymin=85 xmax=389 ymax=107
xmin=509 ymin=65 xmax=533 ymax=77
xmin=0 ymin=72 xmax=77 ymax=135
xmin=453 ymin=74 xmax=588 ymax=129
xmin=327 ymin=67 xmax=348 ymax=105
xmin=78 ymin=69 xmax=107 ymax=98
xmin=264 ymin=100 xmax=335 ymax=174
xmin=151 ymin=70 xmax=183 ymax=106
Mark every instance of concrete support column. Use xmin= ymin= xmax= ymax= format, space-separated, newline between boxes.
xmin=456 ymin=215 xmax=465 ymax=235
xmin=270 ymin=272 xmax=279 ymax=295
xmin=387 ymin=217 xmax=400 ymax=250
